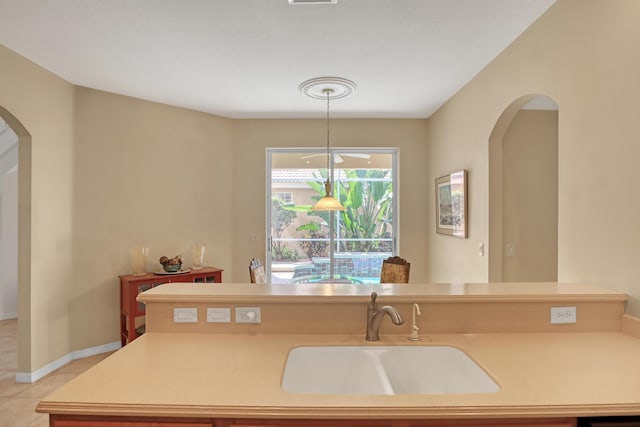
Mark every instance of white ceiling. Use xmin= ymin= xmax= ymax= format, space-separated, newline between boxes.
xmin=0 ymin=0 xmax=555 ymax=119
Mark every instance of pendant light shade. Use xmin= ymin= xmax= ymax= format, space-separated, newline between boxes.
xmin=299 ymin=77 xmax=356 ymax=212
xmin=312 ymin=179 xmax=346 ymax=211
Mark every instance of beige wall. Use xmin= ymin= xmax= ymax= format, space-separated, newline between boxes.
xmin=502 ymin=110 xmax=558 ymax=282
xmin=0 ymin=44 xmax=75 ymax=373
xmin=70 ymin=88 xmax=237 ymax=350
xmin=427 ymin=0 xmax=640 ymax=313
xmin=232 ymin=119 xmax=429 ymax=283
xmin=1 ymin=57 xmax=429 ymax=374
xmin=5 ymin=0 xmax=640 ymax=376
xmin=70 ymin=113 xmax=428 ymax=352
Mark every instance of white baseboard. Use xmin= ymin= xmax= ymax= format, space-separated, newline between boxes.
xmin=0 ymin=312 xmax=17 ymax=320
xmin=15 ymin=340 xmax=121 ymax=383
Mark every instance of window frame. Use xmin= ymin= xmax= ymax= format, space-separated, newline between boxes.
xmin=266 ymin=147 xmax=399 ymax=283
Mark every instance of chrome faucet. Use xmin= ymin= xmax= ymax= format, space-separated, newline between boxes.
xmin=366 ymin=292 xmax=405 ymax=341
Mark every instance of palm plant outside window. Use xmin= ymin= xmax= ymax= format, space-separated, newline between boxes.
xmin=268 ymin=148 xmax=398 ymax=284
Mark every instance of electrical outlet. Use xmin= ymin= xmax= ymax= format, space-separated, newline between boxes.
xmin=550 ymin=306 xmax=576 ymax=324
xmin=235 ymin=307 xmax=261 ymax=323
xmin=207 ymin=308 xmax=231 ymax=323
xmin=173 ymin=307 xmax=198 ymax=323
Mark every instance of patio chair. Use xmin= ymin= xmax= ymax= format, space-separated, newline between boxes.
xmin=380 ymin=256 xmax=410 ymax=284
xmin=249 ymin=258 xmax=267 ymax=284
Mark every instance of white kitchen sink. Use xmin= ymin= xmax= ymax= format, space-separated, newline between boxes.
xmin=281 ymin=345 xmax=500 ymax=395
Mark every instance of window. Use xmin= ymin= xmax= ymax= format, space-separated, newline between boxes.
xmin=273 ymin=192 xmax=293 ymax=204
xmin=267 ymin=148 xmax=398 ymax=284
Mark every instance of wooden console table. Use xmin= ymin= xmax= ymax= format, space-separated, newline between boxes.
xmin=119 ymin=267 xmax=223 ymax=346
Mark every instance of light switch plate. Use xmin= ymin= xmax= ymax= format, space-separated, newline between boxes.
xmin=173 ymin=307 xmax=198 ymax=323
xmin=506 ymin=244 xmax=515 ymax=257
xmin=207 ymin=308 xmax=231 ymax=323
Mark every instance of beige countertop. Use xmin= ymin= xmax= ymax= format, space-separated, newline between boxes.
xmin=38 ymin=330 xmax=640 ymax=419
xmin=37 ymin=283 xmax=637 ymax=420
xmin=138 ymin=282 xmax=627 ymax=303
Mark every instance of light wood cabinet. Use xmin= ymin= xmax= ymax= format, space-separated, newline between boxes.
xmin=119 ymin=267 xmax=223 ymax=346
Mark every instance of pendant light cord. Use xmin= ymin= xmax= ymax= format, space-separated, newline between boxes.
xmin=325 ymin=88 xmax=331 ymax=175
xmin=299 ymin=77 xmax=353 ymax=212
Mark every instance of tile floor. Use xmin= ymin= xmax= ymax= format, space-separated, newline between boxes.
xmin=0 ymin=319 xmax=113 ymax=427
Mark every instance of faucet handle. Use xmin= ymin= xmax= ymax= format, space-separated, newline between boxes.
xmin=409 ymin=303 xmax=422 ymax=341
xmin=369 ymin=292 xmax=378 ymax=310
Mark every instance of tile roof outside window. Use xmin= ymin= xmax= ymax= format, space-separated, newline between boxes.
xmin=271 ymin=169 xmax=348 ymax=183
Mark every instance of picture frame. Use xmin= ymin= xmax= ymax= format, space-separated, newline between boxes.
xmin=435 ymin=170 xmax=467 ymax=238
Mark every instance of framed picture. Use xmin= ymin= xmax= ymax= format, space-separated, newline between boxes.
xmin=435 ymin=170 xmax=467 ymax=238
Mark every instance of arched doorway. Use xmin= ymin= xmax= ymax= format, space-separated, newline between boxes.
xmin=0 ymin=105 xmax=32 ymax=377
xmin=489 ymin=95 xmax=558 ymax=282
xmin=0 ymin=116 xmax=18 ymax=319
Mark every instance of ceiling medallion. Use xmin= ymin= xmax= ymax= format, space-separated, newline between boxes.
xmin=298 ymin=77 xmax=357 ymax=100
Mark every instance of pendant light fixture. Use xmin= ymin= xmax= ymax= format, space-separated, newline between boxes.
xmin=299 ymin=77 xmax=357 ymax=211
